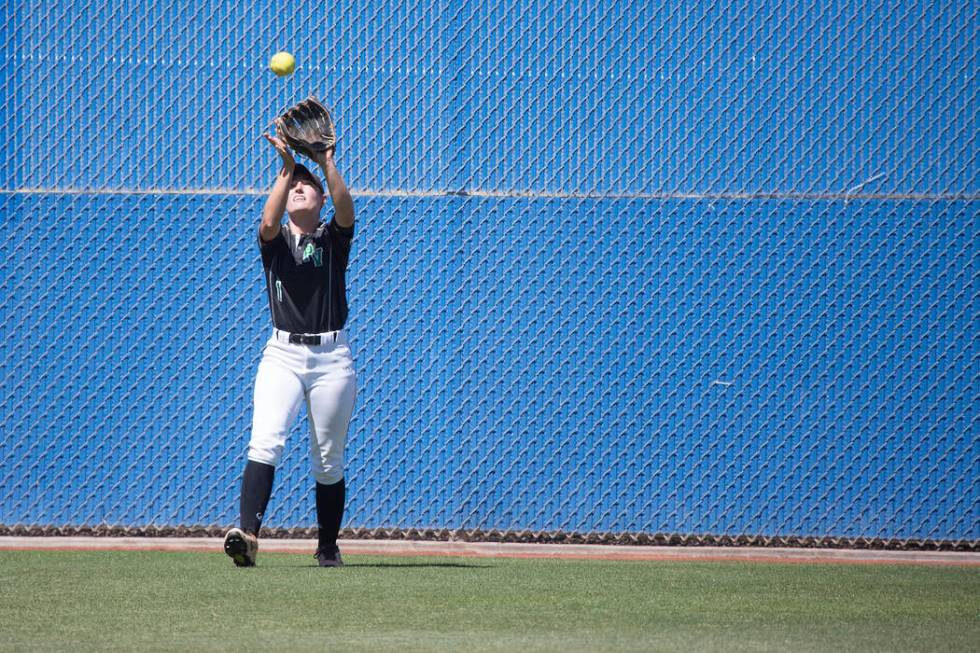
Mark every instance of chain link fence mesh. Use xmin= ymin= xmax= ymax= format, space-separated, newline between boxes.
xmin=0 ymin=2 xmax=976 ymax=547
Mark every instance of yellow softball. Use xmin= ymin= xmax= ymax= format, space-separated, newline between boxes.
xmin=270 ymin=51 xmax=296 ymax=77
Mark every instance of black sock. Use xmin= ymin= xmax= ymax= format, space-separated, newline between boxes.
xmin=240 ymin=460 xmax=275 ymax=535
xmin=315 ymin=478 xmax=346 ymax=550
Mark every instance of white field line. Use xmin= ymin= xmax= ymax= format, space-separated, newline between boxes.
xmin=0 ymin=188 xmax=976 ymax=201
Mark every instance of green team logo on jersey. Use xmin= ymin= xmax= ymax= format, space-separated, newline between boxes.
xmin=303 ymin=242 xmax=324 ymax=267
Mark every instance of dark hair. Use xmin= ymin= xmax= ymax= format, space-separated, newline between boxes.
xmin=291 ymin=163 xmax=324 ymax=194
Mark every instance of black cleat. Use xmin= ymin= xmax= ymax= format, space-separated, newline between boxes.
xmin=314 ymin=545 xmax=344 ymax=568
xmin=224 ymin=528 xmax=258 ymax=567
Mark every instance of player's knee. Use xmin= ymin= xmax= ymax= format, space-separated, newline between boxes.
xmin=313 ymin=464 xmax=343 ymax=485
xmin=247 ymin=444 xmax=283 ymax=468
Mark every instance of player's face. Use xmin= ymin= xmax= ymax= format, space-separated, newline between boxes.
xmin=287 ymin=179 xmax=324 ymax=215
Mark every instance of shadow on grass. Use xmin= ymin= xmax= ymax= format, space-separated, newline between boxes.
xmin=349 ymin=562 xmax=494 ymax=569
xmin=260 ymin=561 xmax=494 ymax=569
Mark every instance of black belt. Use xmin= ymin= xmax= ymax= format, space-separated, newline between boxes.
xmin=282 ymin=332 xmax=338 ymax=345
xmin=289 ymin=333 xmax=337 ymax=345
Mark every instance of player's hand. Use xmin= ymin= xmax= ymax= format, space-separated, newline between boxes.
xmin=312 ymin=146 xmax=336 ymax=167
xmin=263 ymin=133 xmax=295 ymax=167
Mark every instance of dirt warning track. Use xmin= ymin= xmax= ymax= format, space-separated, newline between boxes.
xmin=1 ymin=537 xmax=978 ymax=566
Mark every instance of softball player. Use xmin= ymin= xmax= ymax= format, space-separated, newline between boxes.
xmin=223 ymin=133 xmax=356 ymax=568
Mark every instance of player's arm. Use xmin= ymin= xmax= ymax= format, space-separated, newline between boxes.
xmin=313 ymin=149 xmax=354 ymax=229
xmin=260 ymin=134 xmax=295 ymax=242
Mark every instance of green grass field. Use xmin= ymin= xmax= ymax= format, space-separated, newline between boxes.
xmin=0 ymin=550 xmax=977 ymax=652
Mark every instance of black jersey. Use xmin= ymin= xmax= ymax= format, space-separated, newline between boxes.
xmin=259 ymin=218 xmax=354 ymax=333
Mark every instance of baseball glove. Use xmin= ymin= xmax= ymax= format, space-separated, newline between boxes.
xmin=274 ymin=95 xmax=337 ymax=160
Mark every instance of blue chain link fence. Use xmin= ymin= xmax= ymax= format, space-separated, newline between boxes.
xmin=1 ymin=1 xmax=976 ymax=543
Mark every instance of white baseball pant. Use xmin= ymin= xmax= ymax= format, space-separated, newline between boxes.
xmin=247 ymin=329 xmax=357 ymax=484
